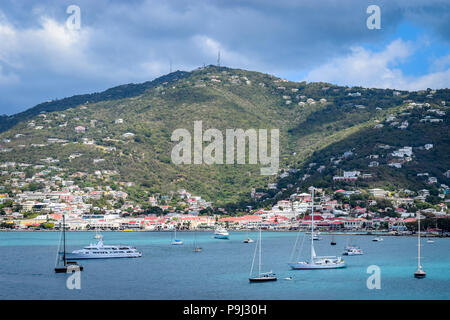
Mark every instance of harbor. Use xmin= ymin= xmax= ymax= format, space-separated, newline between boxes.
xmin=0 ymin=230 xmax=449 ymax=300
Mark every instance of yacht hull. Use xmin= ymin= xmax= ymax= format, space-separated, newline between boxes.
xmin=214 ymin=234 xmax=229 ymax=239
xmin=249 ymin=277 xmax=277 ymax=282
xmin=288 ymin=262 xmax=346 ymax=269
xmin=66 ymin=253 xmax=142 ymax=259
xmin=414 ymin=270 xmax=426 ymax=279
xmin=54 ymin=264 xmax=83 ymax=273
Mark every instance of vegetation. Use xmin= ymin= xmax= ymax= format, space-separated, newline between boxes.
xmin=0 ymin=66 xmax=448 ymax=208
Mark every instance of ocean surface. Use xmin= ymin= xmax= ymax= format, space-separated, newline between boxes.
xmin=0 ymin=231 xmax=449 ymax=300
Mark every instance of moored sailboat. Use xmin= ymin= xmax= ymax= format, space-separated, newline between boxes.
xmin=55 ymin=215 xmax=83 ymax=273
xmin=414 ymin=213 xmax=426 ymax=279
xmin=243 ymin=230 xmax=254 ymax=243
xmin=214 ymin=226 xmax=229 ymax=239
xmin=193 ymin=230 xmax=202 ymax=252
xmin=288 ymin=187 xmax=346 ymax=270
xmin=171 ymin=227 xmax=183 ymax=245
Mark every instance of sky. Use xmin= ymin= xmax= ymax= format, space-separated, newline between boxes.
xmin=0 ymin=0 xmax=449 ymax=115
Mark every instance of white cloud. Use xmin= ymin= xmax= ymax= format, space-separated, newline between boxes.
xmin=305 ymin=39 xmax=450 ymax=90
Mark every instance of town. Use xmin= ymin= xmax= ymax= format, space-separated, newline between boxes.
xmin=0 ymin=160 xmax=448 ymax=236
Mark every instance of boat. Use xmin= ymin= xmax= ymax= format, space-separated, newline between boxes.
xmin=249 ymin=226 xmax=277 ymax=282
xmin=414 ymin=213 xmax=426 ymax=279
xmin=193 ymin=231 xmax=202 ymax=252
xmin=330 ymin=234 xmax=336 ymax=246
xmin=343 ymin=246 xmax=363 ymax=255
xmin=288 ymin=187 xmax=346 ymax=270
xmin=171 ymin=227 xmax=183 ymax=245
xmin=311 ymin=232 xmax=321 ymax=241
xmin=214 ymin=226 xmax=230 ymax=239
xmin=284 ymin=277 xmax=293 ymax=280
xmin=343 ymin=237 xmax=363 ymax=255
xmin=372 ymin=237 xmax=383 ymax=242
xmin=243 ymin=230 xmax=254 ymax=243
xmin=55 ymin=215 xmax=83 ymax=272
xmin=94 ymin=227 xmax=102 ymax=239
xmin=65 ymin=235 xmax=142 ymax=259
xmin=427 ymin=239 xmax=435 ymax=244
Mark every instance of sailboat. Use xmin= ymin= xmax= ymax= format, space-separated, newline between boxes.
xmin=288 ymin=187 xmax=346 ymax=269
xmin=414 ymin=213 xmax=426 ymax=279
xmin=171 ymin=226 xmax=183 ymax=245
xmin=243 ymin=230 xmax=254 ymax=243
xmin=372 ymin=224 xmax=383 ymax=241
xmin=94 ymin=226 xmax=102 ymax=239
xmin=330 ymin=234 xmax=336 ymax=246
xmin=193 ymin=230 xmax=202 ymax=252
xmin=249 ymin=226 xmax=277 ymax=282
xmin=55 ymin=215 xmax=83 ymax=273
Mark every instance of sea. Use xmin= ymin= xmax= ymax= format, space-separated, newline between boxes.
xmin=0 ymin=231 xmax=449 ymax=300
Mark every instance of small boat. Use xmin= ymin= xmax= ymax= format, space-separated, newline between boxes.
xmin=249 ymin=272 xmax=278 ymax=282
xmin=330 ymin=234 xmax=336 ymax=246
xmin=243 ymin=230 xmax=254 ymax=243
xmin=310 ymin=232 xmax=321 ymax=241
xmin=172 ymin=239 xmax=183 ymax=245
xmin=249 ymin=226 xmax=277 ymax=282
xmin=55 ymin=215 xmax=83 ymax=273
xmin=343 ymin=246 xmax=363 ymax=256
xmin=288 ymin=187 xmax=346 ymax=270
xmin=171 ymin=227 xmax=183 ymax=245
xmin=414 ymin=214 xmax=426 ymax=279
xmin=427 ymin=239 xmax=434 ymax=244
xmin=343 ymin=237 xmax=363 ymax=255
xmin=284 ymin=277 xmax=293 ymax=281
xmin=214 ymin=226 xmax=230 ymax=239
xmin=193 ymin=231 xmax=202 ymax=252
xmin=94 ymin=229 xmax=102 ymax=239
xmin=372 ymin=237 xmax=384 ymax=242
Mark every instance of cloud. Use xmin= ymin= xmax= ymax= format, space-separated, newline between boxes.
xmin=305 ymin=39 xmax=450 ymax=90
xmin=0 ymin=65 xmax=19 ymax=85
xmin=0 ymin=0 xmax=449 ymax=115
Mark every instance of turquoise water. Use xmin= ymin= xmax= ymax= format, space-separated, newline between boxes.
xmin=0 ymin=231 xmax=449 ymax=300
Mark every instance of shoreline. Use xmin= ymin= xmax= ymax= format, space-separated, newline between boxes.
xmin=0 ymin=229 xmax=446 ymax=237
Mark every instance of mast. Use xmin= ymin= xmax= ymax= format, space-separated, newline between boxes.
xmin=259 ymin=225 xmax=262 ymax=276
xmin=311 ymin=187 xmax=315 ymax=262
xmin=418 ymin=213 xmax=421 ymax=270
xmin=63 ymin=214 xmax=66 ymax=266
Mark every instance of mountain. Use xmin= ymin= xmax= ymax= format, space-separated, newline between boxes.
xmin=0 ymin=65 xmax=448 ymax=207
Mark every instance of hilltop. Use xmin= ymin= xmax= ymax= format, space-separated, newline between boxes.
xmin=0 ymin=65 xmax=448 ymax=207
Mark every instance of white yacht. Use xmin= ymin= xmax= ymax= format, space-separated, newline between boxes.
xmin=249 ymin=226 xmax=277 ymax=282
xmin=372 ymin=237 xmax=384 ymax=242
xmin=66 ymin=236 xmax=142 ymax=259
xmin=214 ymin=226 xmax=230 ymax=239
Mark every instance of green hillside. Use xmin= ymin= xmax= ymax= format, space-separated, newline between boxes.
xmin=0 ymin=65 xmax=448 ymax=206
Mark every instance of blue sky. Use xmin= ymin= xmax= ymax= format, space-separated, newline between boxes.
xmin=0 ymin=0 xmax=449 ymax=115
